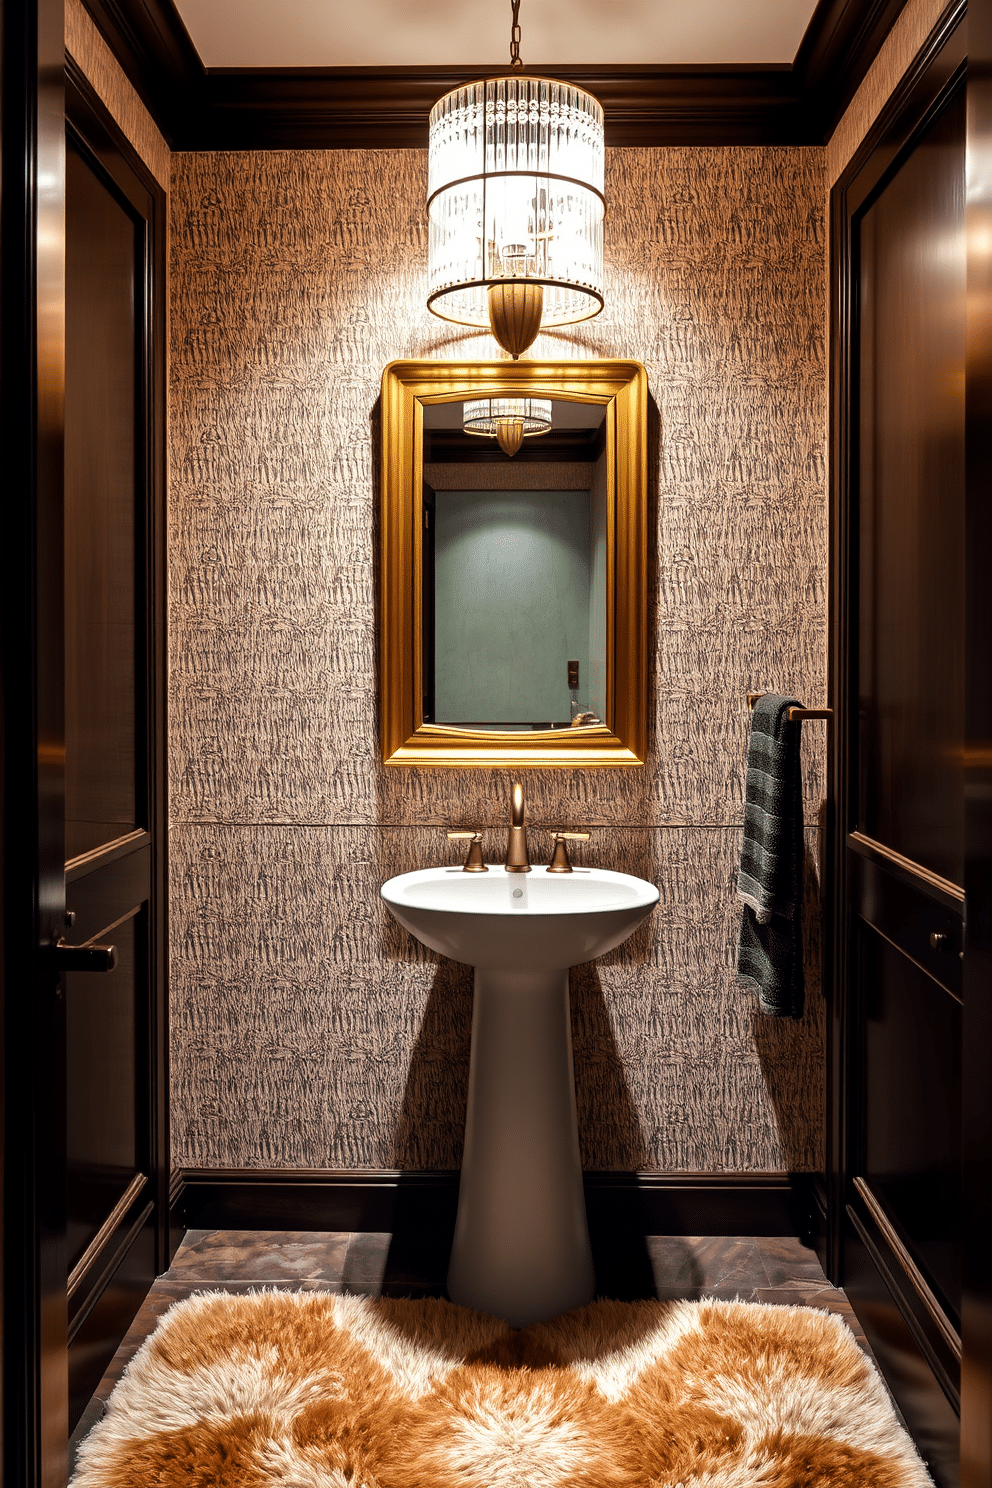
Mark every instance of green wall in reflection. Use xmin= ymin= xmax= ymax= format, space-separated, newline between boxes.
xmin=433 ymin=489 xmax=605 ymax=727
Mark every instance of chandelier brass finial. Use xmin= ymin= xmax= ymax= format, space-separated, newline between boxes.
xmin=486 ymin=282 xmax=545 ymax=360
xmin=463 ymin=397 xmax=552 ymax=456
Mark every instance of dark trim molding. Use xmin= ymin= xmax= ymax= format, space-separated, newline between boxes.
xmin=1 ymin=0 xmax=69 ymax=1477
xmin=81 ymin=0 xmax=911 ymax=150
xmin=961 ymin=0 xmax=992 ymax=1477
xmin=169 ymin=1169 xmax=814 ymax=1308
xmin=172 ymin=1166 xmax=817 ymax=1239
xmin=195 ymin=66 xmax=807 ymax=150
xmin=796 ymin=0 xmax=911 ymax=137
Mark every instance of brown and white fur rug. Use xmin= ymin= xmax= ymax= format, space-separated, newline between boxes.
xmin=71 ymin=1291 xmax=932 ymax=1487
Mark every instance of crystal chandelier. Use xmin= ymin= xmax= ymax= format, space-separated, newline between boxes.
xmin=427 ymin=0 xmax=605 ymax=359
xmin=463 ymin=396 xmax=553 ymax=456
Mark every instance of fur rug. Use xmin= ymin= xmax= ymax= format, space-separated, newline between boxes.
xmin=71 ymin=1291 xmax=932 ymax=1487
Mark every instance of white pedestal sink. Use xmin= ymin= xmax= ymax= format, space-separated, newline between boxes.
xmin=380 ymin=864 xmax=659 ymax=1326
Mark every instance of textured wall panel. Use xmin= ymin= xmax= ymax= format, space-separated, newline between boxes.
xmin=65 ymin=0 xmax=171 ymax=190
xmin=826 ymin=0 xmax=952 ymax=185
xmin=169 ymin=145 xmax=828 ymax=1171
xmin=170 ymin=824 xmax=824 ymax=1173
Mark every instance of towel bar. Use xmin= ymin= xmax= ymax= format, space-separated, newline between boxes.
xmin=747 ymin=693 xmax=833 ymax=723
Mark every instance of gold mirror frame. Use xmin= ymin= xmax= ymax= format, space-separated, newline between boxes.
xmin=380 ymin=359 xmax=648 ymax=767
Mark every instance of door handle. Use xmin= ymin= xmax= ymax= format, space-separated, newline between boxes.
xmin=46 ymin=940 xmax=117 ymax=973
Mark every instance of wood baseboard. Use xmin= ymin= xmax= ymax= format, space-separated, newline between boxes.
xmin=170 ymin=1167 xmax=818 ymax=1304
xmin=171 ymin=1166 xmax=818 ymax=1238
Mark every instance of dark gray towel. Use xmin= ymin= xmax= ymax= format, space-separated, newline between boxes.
xmin=736 ymin=694 xmax=805 ymax=1018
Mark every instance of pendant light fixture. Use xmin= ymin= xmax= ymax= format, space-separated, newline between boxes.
xmin=427 ymin=0 xmax=605 ymax=359
xmin=463 ymin=396 xmax=553 ymax=456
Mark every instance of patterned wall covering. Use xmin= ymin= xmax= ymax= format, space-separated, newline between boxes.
xmin=65 ymin=0 xmax=171 ymax=191
xmin=826 ymin=0 xmax=953 ymax=185
xmin=169 ymin=145 xmax=828 ymax=1173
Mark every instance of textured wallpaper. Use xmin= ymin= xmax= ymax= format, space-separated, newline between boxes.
xmin=826 ymin=0 xmax=953 ymax=186
xmin=169 ymin=145 xmax=828 ymax=1173
xmin=65 ymin=0 xmax=171 ymax=191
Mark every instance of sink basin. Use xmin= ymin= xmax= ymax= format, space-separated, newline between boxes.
xmin=380 ymin=864 xmax=659 ymax=970
xmin=381 ymin=859 xmax=659 ymax=1327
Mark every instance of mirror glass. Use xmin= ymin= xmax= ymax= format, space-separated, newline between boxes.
xmin=421 ymin=398 xmax=608 ymax=733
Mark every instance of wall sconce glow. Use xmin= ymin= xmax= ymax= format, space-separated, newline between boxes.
xmin=463 ymin=396 xmax=553 ymax=456
xmin=427 ymin=73 xmax=605 ymax=359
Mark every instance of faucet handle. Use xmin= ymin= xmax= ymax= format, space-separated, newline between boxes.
xmin=547 ymin=830 xmax=591 ymax=874
xmin=447 ymin=830 xmax=488 ymax=873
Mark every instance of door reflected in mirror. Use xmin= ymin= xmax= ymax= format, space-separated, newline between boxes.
xmin=422 ymin=398 xmax=607 ymax=733
xmin=380 ymin=360 xmax=648 ymax=767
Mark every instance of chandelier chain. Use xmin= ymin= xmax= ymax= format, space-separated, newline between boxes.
xmin=510 ymin=0 xmax=523 ymax=68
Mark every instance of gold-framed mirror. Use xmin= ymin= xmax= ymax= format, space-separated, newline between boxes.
xmin=379 ymin=359 xmax=648 ymax=767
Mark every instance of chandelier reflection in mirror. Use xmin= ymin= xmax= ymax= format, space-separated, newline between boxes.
xmin=463 ymin=396 xmax=552 ymax=456
xmin=427 ymin=0 xmax=605 ymax=359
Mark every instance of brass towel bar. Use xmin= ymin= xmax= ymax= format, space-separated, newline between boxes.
xmin=747 ymin=693 xmax=833 ymax=723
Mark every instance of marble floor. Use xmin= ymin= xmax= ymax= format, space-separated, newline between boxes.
xmin=70 ymin=1229 xmax=871 ymax=1468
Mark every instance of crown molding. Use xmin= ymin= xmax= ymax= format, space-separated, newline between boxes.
xmin=80 ymin=0 xmax=910 ymax=150
xmin=796 ymin=0 xmax=911 ymax=135
xmin=204 ymin=65 xmax=806 ymax=149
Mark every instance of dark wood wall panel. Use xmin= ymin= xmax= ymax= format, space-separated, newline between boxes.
xmin=863 ymin=931 xmax=962 ymax=1319
xmin=169 ymin=145 xmax=828 ymax=1172
xmin=64 ymin=137 xmax=140 ymax=861
xmin=857 ymin=88 xmax=965 ymax=886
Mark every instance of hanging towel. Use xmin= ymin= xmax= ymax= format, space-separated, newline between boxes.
xmin=736 ymin=694 xmax=805 ymax=1019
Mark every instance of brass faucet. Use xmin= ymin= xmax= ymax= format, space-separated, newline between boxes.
xmin=547 ymin=830 xmax=591 ymax=873
xmin=504 ymin=781 xmax=530 ymax=872
xmin=447 ymin=830 xmax=487 ymax=872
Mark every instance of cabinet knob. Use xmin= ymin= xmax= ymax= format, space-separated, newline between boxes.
xmin=929 ymin=932 xmax=950 ymax=952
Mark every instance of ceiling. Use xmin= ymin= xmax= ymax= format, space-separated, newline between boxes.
xmin=81 ymin=0 xmax=906 ymax=150
xmin=171 ymin=0 xmax=821 ymax=71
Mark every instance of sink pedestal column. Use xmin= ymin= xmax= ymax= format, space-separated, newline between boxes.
xmin=447 ymin=967 xmax=595 ymax=1327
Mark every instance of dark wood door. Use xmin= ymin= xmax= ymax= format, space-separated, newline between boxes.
xmin=851 ymin=73 xmax=965 ymax=1320
xmin=1 ymin=34 xmax=167 ymax=1480
xmin=61 ymin=82 xmax=169 ymax=1432
xmin=2 ymin=2 xmax=72 ymax=1480
xmin=832 ymin=21 xmax=967 ymax=1486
